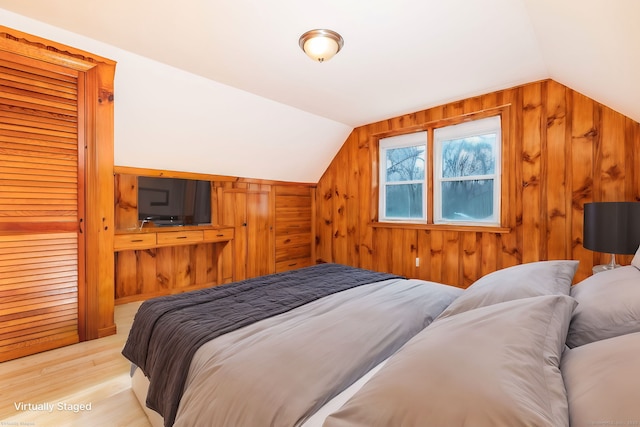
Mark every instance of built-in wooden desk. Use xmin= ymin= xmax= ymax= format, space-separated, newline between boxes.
xmin=114 ymin=226 xmax=234 ymax=303
xmin=114 ymin=226 xmax=234 ymax=251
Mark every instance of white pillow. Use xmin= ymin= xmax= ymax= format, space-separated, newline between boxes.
xmin=437 ymin=260 xmax=578 ymax=320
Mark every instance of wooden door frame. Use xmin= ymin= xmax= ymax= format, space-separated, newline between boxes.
xmin=0 ymin=26 xmax=117 ymax=340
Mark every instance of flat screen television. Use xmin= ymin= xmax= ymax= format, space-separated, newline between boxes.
xmin=138 ymin=176 xmax=211 ymax=226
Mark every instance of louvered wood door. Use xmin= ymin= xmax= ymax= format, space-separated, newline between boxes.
xmin=0 ymin=50 xmax=85 ymax=362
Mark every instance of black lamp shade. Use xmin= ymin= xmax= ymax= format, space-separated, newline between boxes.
xmin=583 ymin=202 xmax=640 ymax=255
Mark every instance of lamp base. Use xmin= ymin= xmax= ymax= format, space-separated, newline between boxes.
xmin=592 ymin=253 xmax=621 ymax=274
xmin=592 ymin=264 xmax=621 ymax=274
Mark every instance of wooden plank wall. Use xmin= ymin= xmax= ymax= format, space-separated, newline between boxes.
xmin=315 ymin=79 xmax=640 ymax=285
xmin=114 ymin=170 xmax=315 ymax=301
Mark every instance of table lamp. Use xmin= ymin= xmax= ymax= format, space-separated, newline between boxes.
xmin=583 ymin=201 xmax=640 ymax=273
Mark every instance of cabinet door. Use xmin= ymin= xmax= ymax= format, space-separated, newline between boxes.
xmin=246 ymin=191 xmax=274 ymax=278
xmin=222 ymin=189 xmax=274 ymax=280
xmin=0 ymin=51 xmax=84 ymax=361
xmin=222 ymin=189 xmax=248 ymax=281
xmin=274 ymin=186 xmax=314 ymax=272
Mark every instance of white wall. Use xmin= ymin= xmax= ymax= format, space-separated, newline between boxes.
xmin=1 ymin=9 xmax=352 ymax=182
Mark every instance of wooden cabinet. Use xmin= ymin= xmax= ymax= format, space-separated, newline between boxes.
xmin=221 ymin=189 xmax=275 ymax=281
xmin=221 ymin=185 xmax=315 ymax=276
xmin=114 ymin=227 xmax=234 ymax=303
xmin=113 ymin=169 xmax=316 ymax=303
xmin=114 ymin=227 xmax=233 ymax=251
xmin=114 ymin=170 xmax=240 ymax=303
xmin=274 ymin=186 xmax=315 ymax=272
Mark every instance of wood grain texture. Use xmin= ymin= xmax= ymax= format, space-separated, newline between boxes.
xmin=0 ymin=49 xmax=82 ymax=362
xmin=1 ymin=25 xmax=116 ymax=349
xmin=315 ymin=79 xmax=640 ymax=285
xmin=0 ymin=233 xmax=80 ymax=362
xmin=0 ymin=302 xmax=150 ymax=426
xmin=274 ymin=185 xmax=313 ymax=273
xmin=114 ymin=171 xmax=316 ymax=300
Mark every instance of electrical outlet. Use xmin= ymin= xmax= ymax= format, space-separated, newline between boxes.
xmin=415 ymin=257 xmax=420 ymax=267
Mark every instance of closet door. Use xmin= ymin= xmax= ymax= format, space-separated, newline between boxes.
xmin=0 ymin=51 xmax=85 ymax=361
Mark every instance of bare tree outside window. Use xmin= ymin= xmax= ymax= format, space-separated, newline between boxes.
xmin=378 ymin=116 xmax=500 ymax=225
xmin=440 ymin=135 xmax=496 ymax=220
xmin=385 ymin=146 xmax=425 ymax=219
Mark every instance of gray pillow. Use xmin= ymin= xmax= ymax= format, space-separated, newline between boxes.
xmin=561 ymin=332 xmax=640 ymax=425
xmin=567 ymin=265 xmax=640 ymax=347
xmin=436 ymin=260 xmax=578 ymax=320
xmin=324 ymin=295 xmax=577 ymax=427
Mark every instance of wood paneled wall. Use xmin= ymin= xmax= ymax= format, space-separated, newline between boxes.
xmin=315 ymin=79 xmax=640 ymax=285
xmin=114 ymin=167 xmax=315 ymax=301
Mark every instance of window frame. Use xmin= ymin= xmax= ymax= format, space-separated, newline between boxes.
xmin=375 ymin=111 xmax=505 ymax=229
xmin=378 ymin=131 xmax=428 ymax=222
xmin=433 ymin=115 xmax=502 ymax=226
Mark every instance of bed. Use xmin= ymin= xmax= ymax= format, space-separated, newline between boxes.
xmin=123 ymin=249 xmax=640 ymax=427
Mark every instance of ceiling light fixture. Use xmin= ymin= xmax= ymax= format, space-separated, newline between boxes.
xmin=299 ymin=29 xmax=344 ymax=63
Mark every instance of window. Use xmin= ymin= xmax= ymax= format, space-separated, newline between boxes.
xmin=378 ymin=115 xmax=502 ymax=226
xmin=434 ymin=116 xmax=501 ymax=225
xmin=379 ymin=132 xmax=427 ymax=221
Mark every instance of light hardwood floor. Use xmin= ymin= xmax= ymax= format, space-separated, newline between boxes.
xmin=0 ymin=302 xmax=151 ymax=427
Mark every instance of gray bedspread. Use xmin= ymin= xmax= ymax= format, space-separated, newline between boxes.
xmin=173 ymin=278 xmax=462 ymax=427
xmin=121 ymin=263 xmax=402 ymax=427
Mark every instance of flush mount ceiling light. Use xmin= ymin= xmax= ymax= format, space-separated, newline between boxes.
xmin=298 ymin=29 xmax=344 ymax=63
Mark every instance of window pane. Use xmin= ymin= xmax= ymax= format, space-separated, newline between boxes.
xmin=441 ymin=134 xmax=496 ymax=178
xmin=386 ymin=146 xmax=425 ymax=182
xmin=441 ymin=180 xmax=493 ymax=220
xmin=385 ymin=184 xmax=423 ymax=219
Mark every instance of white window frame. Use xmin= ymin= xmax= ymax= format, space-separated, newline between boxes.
xmin=378 ymin=131 xmax=427 ymax=222
xmin=433 ymin=115 xmax=501 ymax=226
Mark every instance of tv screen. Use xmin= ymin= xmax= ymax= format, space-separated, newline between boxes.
xmin=138 ymin=176 xmax=211 ymax=226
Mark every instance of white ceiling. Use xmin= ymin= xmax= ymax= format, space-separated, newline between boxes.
xmin=1 ymin=0 xmax=639 ymax=128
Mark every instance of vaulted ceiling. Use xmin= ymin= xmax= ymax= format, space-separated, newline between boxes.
xmin=1 ymin=0 xmax=639 ymax=181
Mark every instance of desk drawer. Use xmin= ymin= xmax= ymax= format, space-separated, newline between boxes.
xmin=203 ymin=228 xmax=234 ymax=242
xmin=275 ymin=257 xmax=313 ymax=273
xmin=114 ymin=233 xmax=156 ymax=251
xmin=156 ymin=231 xmax=203 ymax=246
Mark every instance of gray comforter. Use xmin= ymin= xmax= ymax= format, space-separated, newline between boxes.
xmin=122 ymin=263 xmax=403 ymax=426
xmin=173 ymin=278 xmax=462 ymax=427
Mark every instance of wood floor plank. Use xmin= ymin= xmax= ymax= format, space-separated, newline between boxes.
xmin=0 ymin=302 xmax=151 ymax=426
